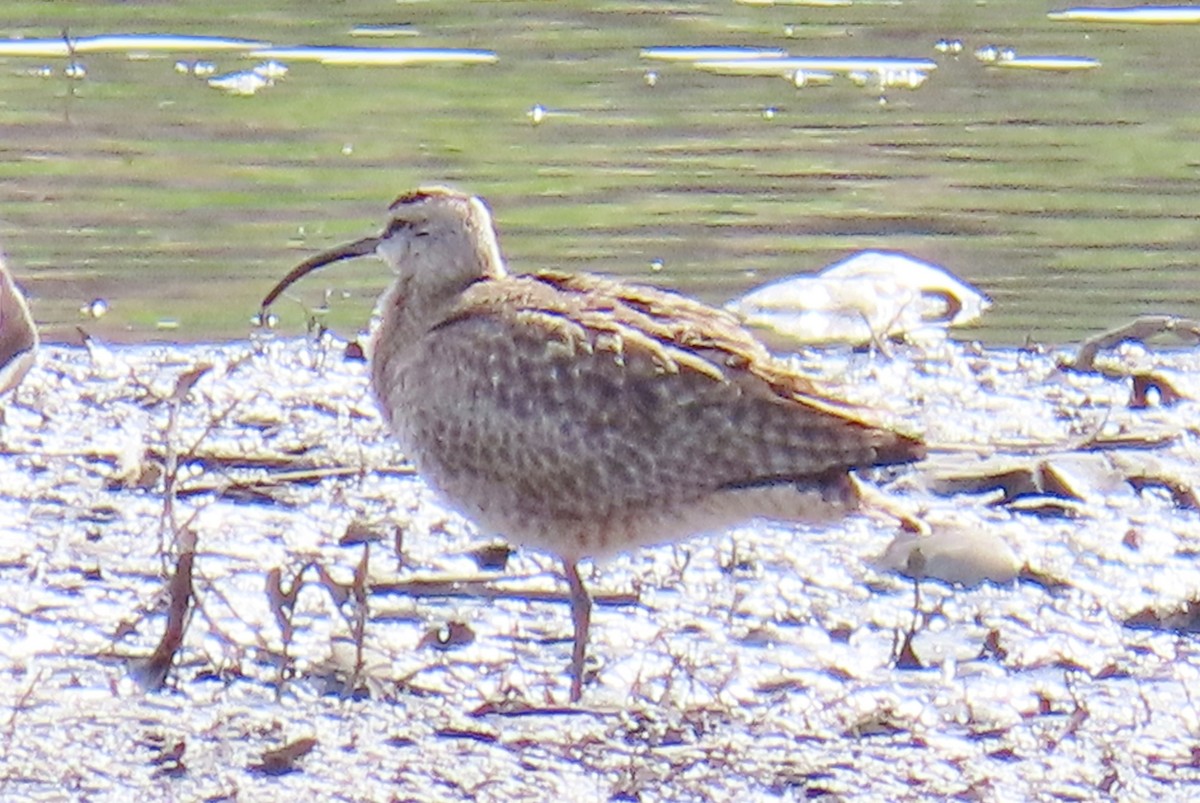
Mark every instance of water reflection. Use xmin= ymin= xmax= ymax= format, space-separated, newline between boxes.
xmin=0 ymin=33 xmax=268 ymax=57
xmin=974 ymin=46 xmax=1100 ymax=72
xmin=639 ymin=45 xmax=789 ymax=61
xmin=248 ymin=46 xmax=497 ymax=66
xmin=206 ymin=69 xmax=273 ymax=97
xmin=1048 ymin=6 xmax=1200 ymax=24
xmin=691 ymin=55 xmax=936 ymax=92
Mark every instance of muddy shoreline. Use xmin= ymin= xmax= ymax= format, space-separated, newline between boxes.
xmin=2 ymin=337 xmax=1198 ymax=801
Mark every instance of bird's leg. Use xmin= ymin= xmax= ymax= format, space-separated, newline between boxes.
xmin=850 ymin=473 xmax=928 ymax=534
xmin=563 ymin=559 xmax=592 ymax=703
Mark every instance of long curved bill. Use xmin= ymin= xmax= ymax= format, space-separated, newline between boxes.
xmin=260 ymin=235 xmax=381 ymax=310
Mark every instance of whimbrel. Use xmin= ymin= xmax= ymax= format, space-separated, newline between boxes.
xmin=261 ymin=187 xmax=924 ymax=701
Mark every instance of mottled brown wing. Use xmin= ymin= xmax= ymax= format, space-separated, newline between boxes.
xmin=409 ymin=272 xmax=922 ymax=519
xmin=509 ymin=271 xmax=921 ymax=442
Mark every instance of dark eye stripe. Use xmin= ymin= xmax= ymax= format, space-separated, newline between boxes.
xmin=383 ymin=217 xmax=414 ymax=238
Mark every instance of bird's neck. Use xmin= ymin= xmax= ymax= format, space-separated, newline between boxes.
xmin=372 ymin=222 xmax=506 ymax=361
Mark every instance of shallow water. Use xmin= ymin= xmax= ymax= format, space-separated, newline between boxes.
xmin=1 ymin=1 xmax=1199 ymax=345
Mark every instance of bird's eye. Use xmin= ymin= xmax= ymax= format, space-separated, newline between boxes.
xmin=383 ymin=218 xmax=412 ymax=238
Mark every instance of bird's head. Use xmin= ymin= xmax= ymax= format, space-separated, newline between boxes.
xmin=260 ymin=185 xmax=505 ymax=315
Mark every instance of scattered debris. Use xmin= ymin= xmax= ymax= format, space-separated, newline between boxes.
xmin=876 ymin=518 xmax=1021 ymax=586
xmin=1125 ymin=599 xmax=1200 ymax=633
xmin=418 ymin=620 xmax=476 ymax=650
xmin=4 ymin=338 xmax=1200 ymax=797
xmin=249 ymin=736 xmax=318 ymax=776
xmin=129 ymin=532 xmax=196 ymax=690
xmin=727 ymin=250 xmax=990 ymax=348
xmin=1067 ymin=314 xmax=1200 ymax=372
